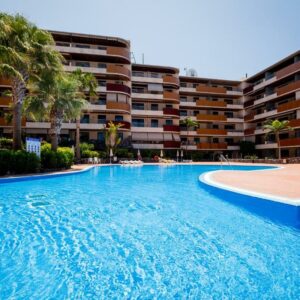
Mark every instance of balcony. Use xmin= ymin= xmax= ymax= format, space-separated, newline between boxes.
xmin=163 ymin=125 xmax=180 ymax=132
xmin=196 ymin=114 xmax=227 ymax=122
xmin=106 ymin=120 xmax=131 ymax=130
xmin=107 ymin=65 xmax=131 ymax=78
xmin=196 ymin=128 xmax=227 ymax=135
xmin=106 ymin=46 xmax=130 ymax=61
xmin=0 ymin=96 xmax=11 ymax=106
xmin=276 ymin=61 xmax=300 ymax=79
xmin=196 ymin=99 xmax=226 ymax=108
xmin=163 ymin=141 xmax=181 ymax=148
xmin=277 ymin=99 xmax=300 ymax=113
xmin=106 ymin=83 xmax=131 ymax=95
xmin=197 ymin=142 xmax=227 ymax=150
xmin=163 ymin=91 xmax=179 ymax=102
xmin=280 ymin=137 xmax=300 ymax=147
xmin=0 ymin=78 xmax=11 ymax=86
xmin=243 ymin=85 xmax=254 ymax=94
xmin=244 ymin=112 xmax=255 ymax=122
xmin=277 ymin=80 xmax=300 ymax=96
xmin=244 ymin=128 xmax=255 ymax=135
xmin=196 ymin=85 xmax=227 ymax=94
xmin=106 ymin=101 xmax=130 ymax=112
xmin=288 ymin=119 xmax=300 ymax=128
xmin=163 ymin=107 xmax=179 ymax=116
xmin=163 ymin=75 xmax=180 ymax=86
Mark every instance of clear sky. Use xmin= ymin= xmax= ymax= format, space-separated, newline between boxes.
xmin=1 ymin=0 xmax=299 ymax=80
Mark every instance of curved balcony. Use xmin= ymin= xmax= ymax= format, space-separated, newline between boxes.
xmin=163 ymin=91 xmax=179 ymax=102
xmin=106 ymin=120 xmax=131 ymax=130
xmin=163 ymin=125 xmax=180 ymax=132
xmin=244 ymin=128 xmax=255 ymax=135
xmin=196 ymin=99 xmax=226 ymax=108
xmin=163 ymin=75 xmax=180 ymax=87
xmin=288 ymin=119 xmax=300 ymax=128
xmin=277 ymin=99 xmax=300 ymax=113
xmin=280 ymin=137 xmax=300 ymax=147
xmin=196 ymin=85 xmax=227 ymax=94
xmin=277 ymin=80 xmax=300 ymax=96
xmin=196 ymin=114 xmax=227 ymax=122
xmin=107 ymin=65 xmax=131 ymax=79
xmin=163 ymin=141 xmax=181 ymax=148
xmin=197 ymin=142 xmax=227 ymax=150
xmin=244 ymin=112 xmax=255 ymax=122
xmin=107 ymin=46 xmax=130 ymax=61
xmin=276 ymin=61 xmax=300 ymax=80
xmin=106 ymin=83 xmax=131 ymax=95
xmin=106 ymin=101 xmax=130 ymax=112
xmin=196 ymin=128 xmax=227 ymax=135
xmin=163 ymin=107 xmax=179 ymax=116
xmin=0 ymin=96 xmax=11 ymax=106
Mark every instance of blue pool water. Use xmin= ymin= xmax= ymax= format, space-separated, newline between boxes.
xmin=0 ymin=165 xmax=299 ymax=299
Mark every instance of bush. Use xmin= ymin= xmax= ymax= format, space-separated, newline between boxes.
xmin=0 ymin=137 xmax=13 ymax=149
xmin=80 ymin=143 xmax=94 ymax=152
xmin=0 ymin=149 xmax=40 ymax=175
xmin=81 ymin=149 xmax=99 ymax=158
xmin=98 ymin=151 xmax=107 ymax=158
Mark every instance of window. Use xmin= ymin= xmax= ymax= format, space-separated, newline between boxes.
xmin=98 ymin=115 xmax=106 ymax=124
xmin=81 ymin=114 xmax=89 ymax=124
xmin=97 ymin=132 xmax=105 ymax=141
xmin=212 ymin=125 xmax=218 ymax=129
xmin=98 ymin=80 xmax=106 ymax=87
xmin=151 ymin=119 xmax=158 ymax=128
xmin=180 ymin=83 xmax=187 ymax=87
xmin=212 ymin=138 xmax=219 ymax=143
xmin=132 ymin=119 xmax=144 ymax=127
xmin=151 ymin=104 xmax=158 ymax=111
xmin=115 ymin=115 xmax=123 ymax=122
xmin=165 ymin=119 xmax=173 ymax=125
xmin=225 ymin=112 xmax=233 ymax=118
xmin=194 ymin=137 xmax=200 ymax=143
xmin=98 ymin=46 xmax=106 ymax=50
xmin=193 ymin=110 xmax=199 ymax=116
xmin=75 ymin=44 xmax=90 ymax=49
xmin=98 ymin=63 xmax=107 ymax=68
xmin=132 ymin=103 xmax=144 ymax=110
xmin=225 ymin=125 xmax=234 ymax=130
xmin=180 ymin=110 xmax=187 ymax=116
xmin=56 ymin=42 xmax=69 ymax=47
xmin=180 ymin=97 xmax=187 ymax=102
xmin=212 ymin=111 xmax=219 ymax=115
xmin=225 ymin=138 xmax=234 ymax=144
xmin=166 ymin=104 xmax=172 ymax=108
xmin=98 ymin=95 xmax=106 ymax=105
xmin=75 ymin=61 xmax=90 ymax=67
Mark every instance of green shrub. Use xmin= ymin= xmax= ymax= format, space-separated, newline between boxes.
xmin=0 ymin=137 xmax=13 ymax=149
xmin=0 ymin=149 xmax=40 ymax=175
xmin=98 ymin=151 xmax=107 ymax=158
xmin=57 ymin=147 xmax=74 ymax=168
xmin=80 ymin=142 xmax=94 ymax=152
xmin=81 ymin=149 xmax=99 ymax=158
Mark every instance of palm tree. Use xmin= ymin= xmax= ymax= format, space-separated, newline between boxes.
xmin=71 ymin=69 xmax=97 ymax=162
xmin=105 ymin=121 xmax=123 ymax=158
xmin=0 ymin=13 xmax=63 ymax=149
xmin=263 ymin=119 xmax=292 ymax=159
xmin=25 ymin=72 xmax=87 ymax=150
xmin=180 ymin=117 xmax=198 ymax=153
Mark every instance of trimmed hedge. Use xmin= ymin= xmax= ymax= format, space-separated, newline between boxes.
xmin=0 ymin=137 xmax=13 ymax=149
xmin=0 ymin=149 xmax=40 ymax=175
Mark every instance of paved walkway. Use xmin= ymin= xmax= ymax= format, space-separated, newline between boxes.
xmin=210 ymin=164 xmax=300 ymax=204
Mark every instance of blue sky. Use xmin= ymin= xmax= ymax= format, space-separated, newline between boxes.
xmin=1 ymin=0 xmax=299 ymax=80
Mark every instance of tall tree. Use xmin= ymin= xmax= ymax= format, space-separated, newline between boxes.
xmin=71 ymin=68 xmax=97 ymax=162
xmin=263 ymin=119 xmax=292 ymax=159
xmin=180 ymin=117 xmax=198 ymax=153
xmin=24 ymin=72 xmax=87 ymax=150
xmin=0 ymin=13 xmax=63 ymax=149
xmin=105 ymin=121 xmax=123 ymax=158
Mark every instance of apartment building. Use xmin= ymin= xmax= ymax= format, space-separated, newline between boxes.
xmin=0 ymin=29 xmax=299 ymax=158
xmin=243 ymin=51 xmax=300 ymax=158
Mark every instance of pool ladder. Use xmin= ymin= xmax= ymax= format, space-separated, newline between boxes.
xmin=219 ymin=154 xmax=231 ymax=166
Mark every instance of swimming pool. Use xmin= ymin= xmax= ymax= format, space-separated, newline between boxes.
xmin=0 ymin=165 xmax=299 ymax=298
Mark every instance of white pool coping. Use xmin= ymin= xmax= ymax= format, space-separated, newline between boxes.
xmin=199 ymin=167 xmax=300 ymax=207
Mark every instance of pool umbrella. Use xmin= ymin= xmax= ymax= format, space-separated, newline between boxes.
xmin=109 ymin=148 xmax=113 ymax=164
xmin=176 ymin=150 xmax=179 ymax=162
xmin=160 ymin=150 xmax=164 ymax=158
xmin=137 ymin=149 xmax=142 ymax=161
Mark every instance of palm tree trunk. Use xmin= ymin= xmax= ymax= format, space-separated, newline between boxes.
xmin=75 ymin=117 xmax=81 ymax=162
xmin=11 ymin=77 xmax=26 ymax=150
xmin=276 ymin=132 xmax=281 ymax=160
xmin=49 ymin=109 xmax=62 ymax=151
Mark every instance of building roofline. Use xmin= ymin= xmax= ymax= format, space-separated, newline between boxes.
xmin=47 ymin=29 xmax=130 ymax=48
xmin=179 ymin=75 xmax=241 ymax=85
xmin=245 ymin=50 xmax=300 ymax=82
xmin=132 ymin=63 xmax=179 ymax=74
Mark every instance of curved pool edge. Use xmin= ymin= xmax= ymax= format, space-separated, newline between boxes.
xmin=0 ymin=165 xmax=95 ymax=184
xmin=199 ymin=167 xmax=300 ymax=207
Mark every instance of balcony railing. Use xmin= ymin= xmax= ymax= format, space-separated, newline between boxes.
xmin=277 ymin=99 xmax=300 ymax=113
xmin=277 ymin=80 xmax=300 ymax=96
xmin=162 ymin=75 xmax=180 ymax=86
xmin=196 ymin=99 xmax=226 ymax=107
xmin=163 ymin=125 xmax=180 ymax=132
xmin=106 ymin=101 xmax=130 ymax=112
xmin=197 ymin=142 xmax=228 ymax=150
xmin=106 ymin=120 xmax=131 ymax=129
xmin=196 ymin=85 xmax=227 ymax=94
xmin=163 ymin=91 xmax=180 ymax=101
xmin=244 ymin=112 xmax=255 ymax=121
xmin=106 ymin=65 xmax=131 ymax=78
xmin=106 ymin=47 xmax=130 ymax=61
xmin=280 ymin=137 xmax=300 ymax=147
xmin=196 ymin=114 xmax=227 ymax=121
xmin=163 ymin=107 xmax=179 ymax=116
xmin=276 ymin=61 xmax=300 ymax=79
xmin=196 ymin=128 xmax=227 ymax=135
xmin=288 ymin=119 xmax=300 ymax=128
xmin=0 ymin=96 xmax=11 ymax=106
xmin=106 ymin=83 xmax=131 ymax=95
xmin=243 ymin=85 xmax=254 ymax=94
xmin=163 ymin=141 xmax=181 ymax=148
xmin=244 ymin=128 xmax=255 ymax=135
